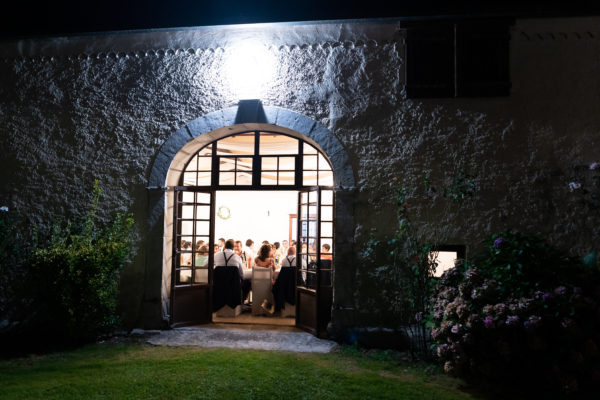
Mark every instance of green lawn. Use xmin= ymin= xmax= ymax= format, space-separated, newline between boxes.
xmin=0 ymin=342 xmax=480 ymax=400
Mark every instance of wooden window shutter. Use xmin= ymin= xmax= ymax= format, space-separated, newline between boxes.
xmin=405 ymin=23 xmax=455 ymax=98
xmin=455 ymin=20 xmax=512 ymax=97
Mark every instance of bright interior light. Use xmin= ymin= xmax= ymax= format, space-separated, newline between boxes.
xmin=215 ymin=191 xmax=297 ymax=244
xmin=223 ymin=40 xmax=276 ymax=99
xmin=431 ymin=251 xmax=458 ymax=277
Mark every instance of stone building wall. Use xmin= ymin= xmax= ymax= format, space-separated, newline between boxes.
xmin=0 ymin=17 xmax=598 ymax=335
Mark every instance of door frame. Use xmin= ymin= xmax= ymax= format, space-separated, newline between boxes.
xmin=295 ymin=186 xmax=321 ymax=335
xmin=170 ymin=186 xmax=334 ymax=337
xmin=169 ymin=188 xmax=215 ymax=327
xmin=166 ymin=129 xmax=339 ymax=336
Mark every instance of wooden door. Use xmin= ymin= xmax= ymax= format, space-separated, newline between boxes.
xmin=170 ymin=188 xmax=215 ymax=326
xmin=296 ymin=187 xmax=334 ymax=336
xmin=296 ymin=187 xmax=319 ymax=334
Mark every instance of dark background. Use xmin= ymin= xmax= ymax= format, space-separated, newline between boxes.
xmin=1 ymin=0 xmax=600 ymax=39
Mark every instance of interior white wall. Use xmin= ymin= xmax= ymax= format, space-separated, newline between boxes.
xmin=433 ymin=251 xmax=458 ymax=277
xmin=215 ymin=190 xmax=298 ymax=246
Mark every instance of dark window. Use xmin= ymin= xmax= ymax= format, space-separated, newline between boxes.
xmin=405 ymin=23 xmax=455 ymax=98
xmin=405 ymin=19 xmax=512 ymax=98
xmin=456 ymin=20 xmax=511 ymax=97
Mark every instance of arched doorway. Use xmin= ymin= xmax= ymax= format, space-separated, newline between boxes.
xmin=170 ymin=130 xmax=334 ymax=335
xmin=148 ymin=103 xmax=356 ymax=337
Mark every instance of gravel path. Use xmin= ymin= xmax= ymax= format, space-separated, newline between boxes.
xmin=145 ymin=326 xmax=338 ymax=353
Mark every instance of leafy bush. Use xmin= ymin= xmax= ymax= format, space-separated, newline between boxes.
xmin=360 ymin=188 xmax=437 ymax=356
xmin=429 ymin=231 xmax=600 ymax=396
xmin=1 ymin=181 xmax=133 ymax=349
xmin=0 ymin=208 xmax=31 ymax=323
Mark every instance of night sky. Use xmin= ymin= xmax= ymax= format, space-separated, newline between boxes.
xmin=1 ymin=0 xmax=599 ymax=39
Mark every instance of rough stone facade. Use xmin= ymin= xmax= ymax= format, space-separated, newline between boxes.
xmin=1 ymin=17 xmax=598 ymax=339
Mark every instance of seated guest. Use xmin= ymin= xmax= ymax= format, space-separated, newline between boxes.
xmin=308 ymin=244 xmax=317 ymax=262
xmin=321 ymin=243 xmax=333 ymax=260
xmin=243 ymin=239 xmax=255 ymax=267
xmin=195 ymin=244 xmax=209 ymax=267
xmin=234 ymin=240 xmax=252 ymax=305
xmin=234 ymin=240 xmax=249 ymax=269
xmin=255 ymin=243 xmax=276 ymax=286
xmin=281 ymin=239 xmax=289 ymax=255
xmin=279 ymin=246 xmax=306 ymax=271
xmin=273 ymin=242 xmax=282 ymax=267
xmin=280 ymin=246 xmax=297 ymax=267
xmin=263 ymin=247 xmax=297 ymax=315
xmin=212 ymin=239 xmax=243 ymax=312
xmin=215 ymin=239 xmax=244 ymax=280
xmin=181 ymin=241 xmax=192 ymax=266
xmin=254 ymin=244 xmax=275 ymax=272
xmin=300 ymin=242 xmax=307 ymax=255
xmin=218 ymin=237 xmax=226 ymax=252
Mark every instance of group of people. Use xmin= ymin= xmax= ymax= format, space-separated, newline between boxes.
xmin=211 ymin=238 xmax=298 ymax=315
xmin=182 ymin=237 xmax=332 ymax=269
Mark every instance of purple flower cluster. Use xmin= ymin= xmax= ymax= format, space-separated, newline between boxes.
xmin=429 ymin=232 xmax=600 ymax=395
xmin=493 ymin=237 xmax=507 ymax=249
xmin=437 ymin=343 xmax=450 ymax=357
xmin=451 ymin=324 xmax=461 ymax=334
xmin=524 ymin=315 xmax=542 ymax=329
xmin=554 ymin=286 xmax=567 ymax=296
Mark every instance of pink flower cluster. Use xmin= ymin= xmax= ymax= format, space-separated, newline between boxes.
xmin=429 ymin=260 xmax=600 ymax=395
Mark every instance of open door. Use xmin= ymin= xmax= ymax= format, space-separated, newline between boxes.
xmin=170 ymin=188 xmax=215 ymax=326
xmin=296 ymin=187 xmax=334 ymax=336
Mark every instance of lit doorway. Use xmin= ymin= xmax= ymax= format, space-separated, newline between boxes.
xmin=213 ymin=190 xmax=297 ymax=327
xmin=169 ymin=130 xmax=334 ymax=336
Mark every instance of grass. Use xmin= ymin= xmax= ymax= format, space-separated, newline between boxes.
xmin=0 ymin=341 xmax=481 ymax=400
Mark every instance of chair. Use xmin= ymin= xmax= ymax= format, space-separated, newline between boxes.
xmin=273 ymin=266 xmax=296 ymax=317
xmin=213 ymin=266 xmax=242 ymax=317
xmin=280 ymin=301 xmax=296 ymax=317
xmin=251 ymin=267 xmax=273 ymax=316
xmin=215 ymin=304 xmax=241 ymax=317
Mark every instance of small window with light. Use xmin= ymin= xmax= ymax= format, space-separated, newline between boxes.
xmin=430 ymin=245 xmax=466 ymax=277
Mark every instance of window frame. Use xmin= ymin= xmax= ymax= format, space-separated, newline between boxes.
xmin=179 ymin=130 xmax=334 ymax=190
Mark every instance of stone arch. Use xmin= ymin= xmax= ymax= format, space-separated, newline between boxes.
xmin=148 ymin=103 xmax=355 ymax=190
xmin=143 ymin=102 xmax=356 ymax=327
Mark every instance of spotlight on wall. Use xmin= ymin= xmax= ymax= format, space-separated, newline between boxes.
xmin=223 ymin=40 xmax=276 ymax=100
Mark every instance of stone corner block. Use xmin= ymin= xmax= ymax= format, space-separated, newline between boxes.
xmin=158 ymin=127 xmax=193 ymax=159
xmin=148 ymin=150 xmax=172 ymax=187
xmin=263 ymin=106 xmax=280 ymax=125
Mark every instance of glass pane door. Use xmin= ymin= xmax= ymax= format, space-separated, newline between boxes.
xmin=171 ymin=188 xmax=214 ymax=326
xmin=296 ymin=187 xmax=320 ymax=334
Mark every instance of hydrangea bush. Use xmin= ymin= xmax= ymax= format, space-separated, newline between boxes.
xmin=430 ymin=231 xmax=600 ymax=396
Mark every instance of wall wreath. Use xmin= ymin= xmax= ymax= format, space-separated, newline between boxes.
xmin=217 ymin=205 xmax=231 ymax=220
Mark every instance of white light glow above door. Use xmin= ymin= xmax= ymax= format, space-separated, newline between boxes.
xmin=223 ymin=40 xmax=276 ymax=100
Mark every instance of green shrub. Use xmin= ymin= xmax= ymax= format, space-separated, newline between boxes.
xmin=1 ymin=181 xmax=133 ymax=349
xmin=0 ymin=208 xmax=31 ymax=323
xmin=359 ymin=188 xmax=437 ymax=356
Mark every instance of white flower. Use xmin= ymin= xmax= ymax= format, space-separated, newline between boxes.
xmin=590 ymin=162 xmax=599 ymax=170
xmin=0 ymin=206 xmax=8 ymax=212
xmin=568 ymin=182 xmax=581 ymax=192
